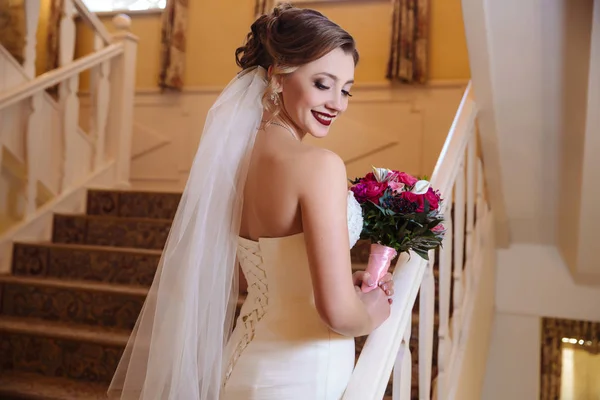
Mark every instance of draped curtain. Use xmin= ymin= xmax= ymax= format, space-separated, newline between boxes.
xmin=158 ymin=0 xmax=188 ymax=90
xmin=387 ymin=0 xmax=429 ymax=84
xmin=541 ymin=318 xmax=600 ymax=400
xmin=47 ymin=0 xmax=62 ymax=72
xmin=0 ymin=0 xmax=26 ymax=64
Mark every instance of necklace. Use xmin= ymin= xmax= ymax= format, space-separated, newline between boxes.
xmin=265 ymin=120 xmax=300 ymax=141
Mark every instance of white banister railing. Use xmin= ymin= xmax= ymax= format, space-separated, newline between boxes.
xmin=344 ymin=83 xmax=491 ymax=400
xmin=73 ymin=0 xmax=113 ymax=45
xmin=23 ymin=0 xmax=40 ymax=78
xmin=0 ymin=44 xmax=123 ymax=109
xmin=21 ymin=0 xmax=112 ymax=80
xmin=0 ymin=0 xmax=137 ymax=235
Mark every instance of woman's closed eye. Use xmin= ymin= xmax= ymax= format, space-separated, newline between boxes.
xmin=314 ymin=81 xmax=353 ymax=97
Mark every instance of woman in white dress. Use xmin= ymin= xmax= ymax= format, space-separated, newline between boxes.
xmin=108 ymin=4 xmax=394 ymax=400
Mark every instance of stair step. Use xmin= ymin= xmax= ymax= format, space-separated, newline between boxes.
xmin=52 ymin=214 xmax=171 ymax=250
xmin=0 ymin=317 xmax=126 ymax=385
xmin=87 ymin=189 xmax=181 ymax=220
xmin=0 ymin=315 xmax=130 ymax=346
xmin=0 ymin=371 xmax=108 ymax=400
xmin=0 ymin=275 xmax=146 ymax=330
xmin=12 ymin=241 xmax=161 ymax=286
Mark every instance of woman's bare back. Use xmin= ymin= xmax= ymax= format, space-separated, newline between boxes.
xmin=239 ymin=128 xmax=312 ymax=241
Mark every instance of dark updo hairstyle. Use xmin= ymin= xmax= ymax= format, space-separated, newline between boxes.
xmin=235 ymin=3 xmax=359 ymax=117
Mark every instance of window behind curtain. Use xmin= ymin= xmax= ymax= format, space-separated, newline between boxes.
xmin=82 ymin=0 xmax=166 ymax=12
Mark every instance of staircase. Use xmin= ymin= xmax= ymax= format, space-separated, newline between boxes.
xmin=0 ymin=189 xmax=179 ymax=399
xmin=0 ymin=188 xmax=458 ymax=399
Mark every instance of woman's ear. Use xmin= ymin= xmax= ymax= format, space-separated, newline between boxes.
xmin=270 ymin=72 xmax=284 ymax=94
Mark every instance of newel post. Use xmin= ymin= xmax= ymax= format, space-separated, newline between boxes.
xmin=106 ymin=14 xmax=137 ymax=187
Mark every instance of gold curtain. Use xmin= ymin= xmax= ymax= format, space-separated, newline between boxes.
xmin=46 ymin=0 xmax=62 ymax=72
xmin=387 ymin=0 xmax=429 ymax=84
xmin=159 ymin=0 xmax=188 ymax=90
xmin=0 ymin=0 xmax=26 ymax=64
xmin=541 ymin=318 xmax=600 ymax=400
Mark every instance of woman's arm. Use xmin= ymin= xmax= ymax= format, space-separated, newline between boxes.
xmin=299 ymin=149 xmax=390 ymax=337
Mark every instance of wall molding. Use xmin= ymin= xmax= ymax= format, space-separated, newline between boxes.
xmin=79 ymin=83 xmax=465 ymax=192
xmin=80 ymin=79 xmax=468 ymax=98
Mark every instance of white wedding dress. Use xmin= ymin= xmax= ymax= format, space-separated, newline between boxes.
xmin=221 ymin=192 xmax=364 ymax=399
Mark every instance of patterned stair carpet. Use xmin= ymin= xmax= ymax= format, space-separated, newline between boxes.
xmin=0 ymin=189 xmax=453 ymax=399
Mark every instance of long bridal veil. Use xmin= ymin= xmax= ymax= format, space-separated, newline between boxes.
xmin=108 ymin=67 xmax=268 ymax=399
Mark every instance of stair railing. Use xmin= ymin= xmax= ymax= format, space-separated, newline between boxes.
xmin=1 ymin=0 xmax=137 ymax=213
xmin=0 ymin=0 xmax=137 ymax=273
xmin=343 ymin=83 xmax=490 ymax=400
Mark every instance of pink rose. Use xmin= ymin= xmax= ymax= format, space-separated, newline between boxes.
xmin=396 ymin=172 xmax=418 ymax=186
xmin=432 ymin=224 xmax=445 ymax=233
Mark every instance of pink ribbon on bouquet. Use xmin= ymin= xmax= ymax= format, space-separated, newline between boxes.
xmin=361 ymin=243 xmax=397 ymax=293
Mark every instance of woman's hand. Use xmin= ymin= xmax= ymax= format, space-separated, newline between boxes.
xmin=352 ymin=270 xmax=394 ymax=304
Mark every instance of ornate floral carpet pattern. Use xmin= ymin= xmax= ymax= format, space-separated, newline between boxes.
xmin=0 ymin=189 xmax=449 ymax=399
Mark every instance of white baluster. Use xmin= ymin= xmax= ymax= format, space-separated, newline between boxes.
xmin=94 ymin=33 xmax=104 ymax=52
xmin=106 ymin=14 xmax=138 ymax=187
xmin=23 ymin=0 xmax=41 ymax=78
xmin=91 ymin=61 xmax=110 ymax=169
xmin=59 ymin=0 xmax=77 ymax=68
xmin=60 ymin=75 xmax=80 ymax=191
xmin=393 ymin=313 xmax=413 ymax=400
xmin=452 ymin=162 xmax=465 ymax=340
xmin=419 ymin=254 xmax=435 ymax=400
xmin=476 ymin=159 xmax=485 ymax=249
xmin=437 ymin=199 xmax=453 ymax=399
xmin=465 ymin=133 xmax=476 ymax=295
xmin=25 ymin=93 xmax=43 ymax=215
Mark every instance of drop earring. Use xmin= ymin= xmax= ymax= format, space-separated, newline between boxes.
xmin=270 ymin=91 xmax=279 ymax=106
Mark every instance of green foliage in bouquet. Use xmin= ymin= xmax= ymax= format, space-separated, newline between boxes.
xmin=350 ymin=168 xmax=446 ymax=261
xmin=359 ymin=191 xmax=444 ymax=260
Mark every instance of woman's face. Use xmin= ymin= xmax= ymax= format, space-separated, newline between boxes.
xmin=279 ymin=48 xmax=355 ymax=138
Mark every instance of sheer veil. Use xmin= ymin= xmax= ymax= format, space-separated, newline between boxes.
xmin=108 ymin=66 xmax=268 ymax=399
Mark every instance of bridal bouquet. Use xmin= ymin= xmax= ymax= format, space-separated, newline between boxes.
xmin=350 ymin=167 xmax=445 ymax=292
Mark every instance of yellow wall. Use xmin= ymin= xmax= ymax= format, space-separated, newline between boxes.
xmin=64 ymin=0 xmax=469 ymax=89
xmin=429 ymin=0 xmax=471 ymax=80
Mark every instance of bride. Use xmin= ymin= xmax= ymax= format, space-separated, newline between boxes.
xmin=108 ymin=4 xmax=394 ymax=399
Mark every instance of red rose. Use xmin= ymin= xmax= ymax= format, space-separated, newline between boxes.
xmin=401 ymin=190 xmax=438 ymax=213
xmin=396 ymin=172 xmax=418 ymax=186
xmin=364 ymin=181 xmax=388 ymax=203
xmin=424 ymin=188 xmax=440 ymax=211
xmin=351 ymin=181 xmax=388 ymax=204
xmin=363 ymin=172 xmax=377 ymax=182
xmin=401 ymin=191 xmax=421 ymax=211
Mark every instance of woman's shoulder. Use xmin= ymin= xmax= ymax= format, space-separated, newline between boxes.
xmin=293 ymin=144 xmax=345 ymax=174
xmin=289 ymin=145 xmax=347 ymax=197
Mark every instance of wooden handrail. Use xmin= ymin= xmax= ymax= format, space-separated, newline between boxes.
xmin=0 ymin=43 xmax=123 ymax=110
xmin=343 ymin=83 xmax=479 ymax=400
xmin=430 ymin=82 xmax=477 ymax=202
xmin=73 ymin=0 xmax=113 ymax=44
xmin=343 ymin=252 xmax=427 ymax=400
